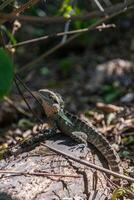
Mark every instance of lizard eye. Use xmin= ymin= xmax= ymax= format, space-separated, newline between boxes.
xmin=48 ymin=95 xmax=57 ymax=104
xmin=53 ymin=99 xmax=59 ymax=104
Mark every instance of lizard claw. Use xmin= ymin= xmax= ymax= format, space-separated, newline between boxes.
xmin=69 ymin=143 xmax=87 ymax=153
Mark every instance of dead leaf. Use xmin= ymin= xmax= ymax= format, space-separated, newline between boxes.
xmin=96 ymin=102 xmax=123 ymax=113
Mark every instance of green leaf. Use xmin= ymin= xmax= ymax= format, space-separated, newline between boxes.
xmin=112 ymin=188 xmax=126 ymax=200
xmin=0 ymin=48 xmax=13 ymax=99
xmin=59 ymin=0 xmax=79 ymax=18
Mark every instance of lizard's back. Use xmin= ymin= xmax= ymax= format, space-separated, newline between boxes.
xmin=56 ymin=111 xmax=121 ymax=174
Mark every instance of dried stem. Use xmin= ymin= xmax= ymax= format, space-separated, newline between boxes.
xmin=43 ymin=143 xmax=134 ymax=183
xmin=1 ymin=0 xmax=134 ymax=25
xmin=0 ymin=0 xmax=40 ymax=25
xmin=14 ymin=75 xmax=43 ymax=123
xmin=6 ymin=23 xmax=115 ymax=48
xmin=0 ymin=170 xmax=80 ymax=178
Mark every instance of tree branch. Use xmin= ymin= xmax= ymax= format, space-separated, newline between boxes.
xmin=43 ymin=143 xmax=134 ymax=183
xmin=0 ymin=0 xmax=134 ymax=25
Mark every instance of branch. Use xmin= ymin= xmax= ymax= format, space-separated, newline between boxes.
xmin=0 ymin=170 xmax=80 ymax=178
xmin=43 ymin=143 xmax=134 ymax=183
xmin=1 ymin=0 xmax=134 ymax=25
xmin=7 ymin=23 xmax=115 ymax=48
xmin=0 ymin=0 xmax=40 ymax=25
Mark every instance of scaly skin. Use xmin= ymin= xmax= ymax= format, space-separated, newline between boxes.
xmin=35 ymin=89 xmax=122 ymax=175
xmin=56 ymin=111 xmax=121 ymax=173
xmin=1 ymin=88 xmax=122 ymax=178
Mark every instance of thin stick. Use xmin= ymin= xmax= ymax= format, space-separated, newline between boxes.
xmin=1 ymin=0 xmax=134 ymax=25
xmin=0 ymin=0 xmax=40 ymax=25
xmin=15 ymin=74 xmax=43 ymax=110
xmin=14 ymin=76 xmax=43 ymax=123
xmin=43 ymin=143 xmax=134 ymax=183
xmin=94 ymin=0 xmax=105 ymax=12
xmin=0 ymin=170 xmax=80 ymax=178
xmin=6 ymin=23 xmax=115 ymax=48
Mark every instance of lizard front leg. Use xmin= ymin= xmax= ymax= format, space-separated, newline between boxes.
xmin=69 ymin=131 xmax=88 ymax=153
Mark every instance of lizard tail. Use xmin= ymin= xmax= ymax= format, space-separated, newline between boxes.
xmin=86 ymin=127 xmax=123 ymax=184
xmin=87 ymin=127 xmax=121 ymax=172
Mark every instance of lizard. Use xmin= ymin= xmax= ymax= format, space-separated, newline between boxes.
xmin=34 ymin=89 xmax=122 ymax=178
xmin=1 ymin=89 xmax=122 ymax=182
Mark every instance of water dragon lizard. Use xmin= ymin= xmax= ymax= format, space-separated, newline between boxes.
xmin=34 ymin=89 xmax=122 ymax=176
xmin=2 ymin=89 xmax=122 ymax=181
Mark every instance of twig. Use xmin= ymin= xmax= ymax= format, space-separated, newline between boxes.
xmin=93 ymin=0 xmax=105 ymax=12
xmin=0 ymin=0 xmax=40 ymax=25
xmin=0 ymin=170 xmax=80 ymax=178
xmin=14 ymin=75 xmax=43 ymax=123
xmin=42 ymin=143 xmax=134 ymax=183
xmin=14 ymin=74 xmax=43 ymax=111
xmin=61 ymin=19 xmax=71 ymax=44
xmin=20 ymin=3 xmax=134 ymax=73
xmin=1 ymin=0 xmax=134 ymax=24
xmin=93 ymin=0 xmax=106 ymax=35
xmin=96 ymin=23 xmax=115 ymax=30
xmin=6 ymin=23 xmax=115 ymax=48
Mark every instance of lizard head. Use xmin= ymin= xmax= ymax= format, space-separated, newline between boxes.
xmin=34 ymin=89 xmax=65 ymax=118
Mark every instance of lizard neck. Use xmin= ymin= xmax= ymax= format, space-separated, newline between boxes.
xmin=53 ymin=110 xmax=73 ymax=127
